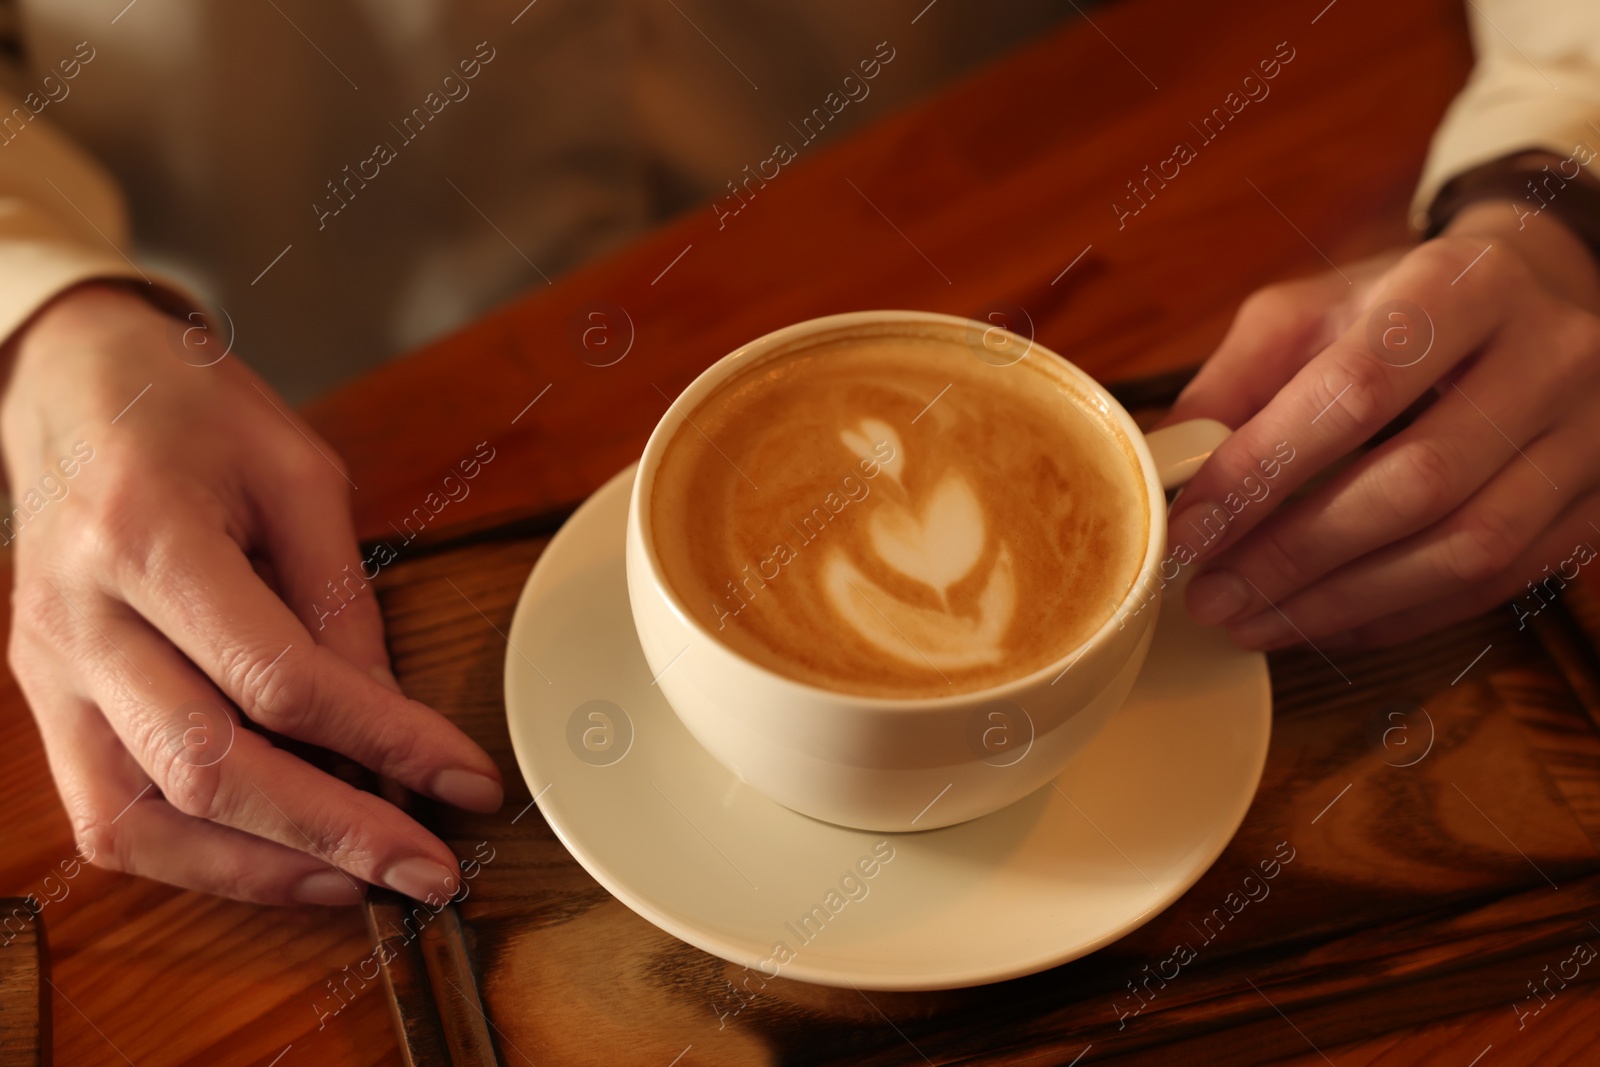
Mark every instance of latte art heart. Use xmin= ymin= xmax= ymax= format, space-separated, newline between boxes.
xmin=649 ymin=325 xmax=1148 ymax=698
xmin=824 ymin=422 xmax=1022 ymax=670
xmin=866 ymin=473 xmax=986 ymax=604
xmin=824 ymin=545 xmax=1015 ymax=670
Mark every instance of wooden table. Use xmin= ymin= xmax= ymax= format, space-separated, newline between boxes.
xmin=7 ymin=0 xmax=1599 ymax=1062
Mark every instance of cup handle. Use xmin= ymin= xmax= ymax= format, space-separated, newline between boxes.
xmin=1144 ymin=418 xmax=1231 ymax=491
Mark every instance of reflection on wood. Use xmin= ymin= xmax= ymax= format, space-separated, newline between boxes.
xmin=371 ymin=529 xmax=1600 ymax=1065
xmin=307 ymin=0 xmax=1475 ymax=556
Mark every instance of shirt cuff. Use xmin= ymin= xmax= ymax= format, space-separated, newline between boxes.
xmin=0 ymin=198 xmax=202 ymax=346
xmin=1411 ymin=67 xmax=1600 ymax=231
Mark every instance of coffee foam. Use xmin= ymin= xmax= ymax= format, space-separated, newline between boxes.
xmin=649 ymin=322 xmax=1149 ymax=698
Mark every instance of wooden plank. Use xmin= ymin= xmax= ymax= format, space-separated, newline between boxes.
xmin=1276 ymin=980 xmax=1600 ymax=1066
xmin=0 ymin=898 xmax=47 ymax=1067
xmin=365 ymin=890 xmax=453 ymax=1067
xmin=305 ymin=0 xmax=1475 ymax=550
xmin=369 ymin=523 xmax=1600 ymax=1065
xmin=10 ymin=0 xmax=1561 ymax=1060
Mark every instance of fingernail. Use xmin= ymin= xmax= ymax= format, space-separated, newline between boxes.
xmin=382 ymin=856 xmax=459 ymax=903
xmin=432 ymin=768 xmax=503 ymax=812
xmin=371 ymin=665 xmax=403 ymax=692
xmin=1168 ymin=499 xmax=1234 ymax=561
xmin=1186 ymin=569 xmax=1253 ymax=626
xmin=293 ymin=869 xmax=366 ymax=906
xmin=1229 ymin=610 xmax=1292 ymax=649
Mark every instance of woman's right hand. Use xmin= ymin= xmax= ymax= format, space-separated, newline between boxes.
xmin=1164 ymin=199 xmax=1600 ymax=650
xmin=2 ymin=283 xmax=503 ymax=906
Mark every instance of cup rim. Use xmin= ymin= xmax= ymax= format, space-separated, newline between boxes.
xmin=629 ymin=309 xmax=1167 ymax=711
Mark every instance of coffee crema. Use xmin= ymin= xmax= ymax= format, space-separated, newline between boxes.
xmin=649 ymin=325 xmax=1149 ymax=698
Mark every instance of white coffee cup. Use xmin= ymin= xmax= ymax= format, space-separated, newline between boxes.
xmin=625 ymin=311 xmax=1227 ymax=831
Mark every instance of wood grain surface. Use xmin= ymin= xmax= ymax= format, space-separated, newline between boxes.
xmin=368 ymin=523 xmax=1600 ymax=1066
xmin=10 ymin=0 xmax=1597 ymax=1061
xmin=305 ymin=0 xmax=1472 ymax=551
xmin=0 ymin=897 xmax=47 ymax=1067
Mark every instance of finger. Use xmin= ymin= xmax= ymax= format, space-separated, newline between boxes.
xmin=1327 ymin=497 xmax=1600 ymax=649
xmin=70 ymin=608 xmax=468 ymax=902
xmin=102 ymin=801 xmax=368 ymax=906
xmin=1223 ymin=434 xmax=1589 ymax=648
xmin=17 ymin=660 xmax=363 ymax=905
xmin=253 ymin=464 xmax=394 ymax=684
xmin=114 ymin=515 xmax=501 ymax=812
xmin=1168 ymin=238 xmax=1530 ymax=565
xmin=1185 ymin=330 xmax=1572 ymax=625
xmin=1164 ymin=269 xmax=1358 ymax=430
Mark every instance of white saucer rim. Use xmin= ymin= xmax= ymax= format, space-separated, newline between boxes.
xmin=504 ymin=462 xmax=1272 ymax=990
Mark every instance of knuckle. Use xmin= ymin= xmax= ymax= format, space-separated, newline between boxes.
xmin=77 ymin=456 xmax=218 ymax=591
xmin=1235 ymin=285 xmax=1316 ymax=347
xmin=84 ymin=449 xmax=145 ymax=527
xmin=9 ymin=576 xmax=112 ymax=682
xmin=1239 ymin=283 xmax=1295 ymax=321
xmin=1551 ymin=311 xmax=1600 ymax=378
xmin=1238 ymin=520 xmax=1311 ymax=594
xmin=1443 ymin=507 xmax=1525 ymax=585
xmin=129 ymin=716 xmax=227 ymax=825
xmin=376 ymin=730 xmax=437 ymax=787
xmin=154 ymin=748 xmax=225 ymax=820
xmin=163 ymin=769 xmax=224 ymax=823
xmin=282 ymin=441 xmax=336 ymax=485
xmin=1324 ymin=349 xmax=1392 ymax=431
xmin=5 ymin=638 xmax=53 ymax=717
xmin=9 ymin=578 xmax=70 ymax=650
xmin=69 ymin=815 xmax=123 ymax=873
xmin=4 ymin=631 xmax=23 ymax=683
xmin=277 ymin=428 xmax=350 ymax=492
xmin=230 ymin=644 xmax=314 ymax=734
xmin=1417 ymin=234 xmax=1521 ymax=290
xmin=121 ymin=699 xmax=229 ymax=820
xmin=80 ymin=477 xmax=159 ymax=580
xmin=1374 ymin=437 xmax=1459 ymax=529
xmin=9 ymin=575 xmax=53 ymax=624
xmin=311 ymin=809 xmax=381 ymax=871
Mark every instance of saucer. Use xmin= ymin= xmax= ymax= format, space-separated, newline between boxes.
xmin=504 ymin=464 xmax=1271 ymax=990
